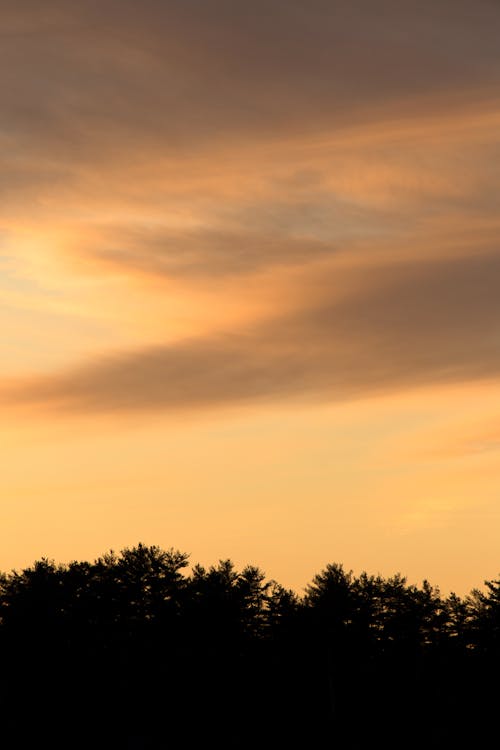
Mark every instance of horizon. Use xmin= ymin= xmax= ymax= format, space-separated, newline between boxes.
xmin=2 ymin=539 xmax=497 ymax=599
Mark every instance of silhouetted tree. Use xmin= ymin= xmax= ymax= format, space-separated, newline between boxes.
xmin=0 ymin=544 xmax=499 ymax=748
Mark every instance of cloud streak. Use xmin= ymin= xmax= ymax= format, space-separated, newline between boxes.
xmin=3 ymin=1 xmax=500 ymax=153
xmin=6 ymin=251 xmax=500 ymax=413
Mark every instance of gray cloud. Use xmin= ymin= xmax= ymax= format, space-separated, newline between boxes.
xmin=2 ymin=0 xmax=500 ymax=162
xmin=7 ymin=251 xmax=500 ymax=412
xmin=84 ymin=186 xmax=381 ymax=277
xmin=3 ymin=0 xmax=500 ymax=278
xmin=91 ymin=227 xmax=335 ymax=278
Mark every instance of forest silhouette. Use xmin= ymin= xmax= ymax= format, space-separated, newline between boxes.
xmin=1 ymin=543 xmax=498 ymax=748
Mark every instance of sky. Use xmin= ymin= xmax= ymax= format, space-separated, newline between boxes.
xmin=1 ymin=0 xmax=500 ymax=593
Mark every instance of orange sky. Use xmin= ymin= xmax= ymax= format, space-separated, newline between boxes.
xmin=2 ymin=0 xmax=500 ymax=594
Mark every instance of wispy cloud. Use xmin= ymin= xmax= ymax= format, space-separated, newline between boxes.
xmin=5 ymin=250 xmax=500 ymax=413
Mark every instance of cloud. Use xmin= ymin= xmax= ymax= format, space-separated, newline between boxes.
xmin=3 ymin=0 xmax=500 ymax=404
xmin=88 ymin=226 xmax=335 ymax=278
xmin=50 ymin=111 xmax=500 ymax=281
xmin=3 ymin=0 xmax=500 ymax=282
xmin=6 ymin=250 xmax=500 ymax=413
xmin=2 ymin=0 xmax=500 ymax=162
xmin=77 ymin=183 xmax=374 ymax=278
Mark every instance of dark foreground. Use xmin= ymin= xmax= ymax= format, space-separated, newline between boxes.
xmin=1 ymin=544 xmax=498 ymax=748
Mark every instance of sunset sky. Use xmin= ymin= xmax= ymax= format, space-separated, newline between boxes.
xmin=2 ymin=0 xmax=500 ymax=593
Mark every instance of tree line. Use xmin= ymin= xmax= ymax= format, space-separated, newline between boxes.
xmin=1 ymin=543 xmax=498 ymax=748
